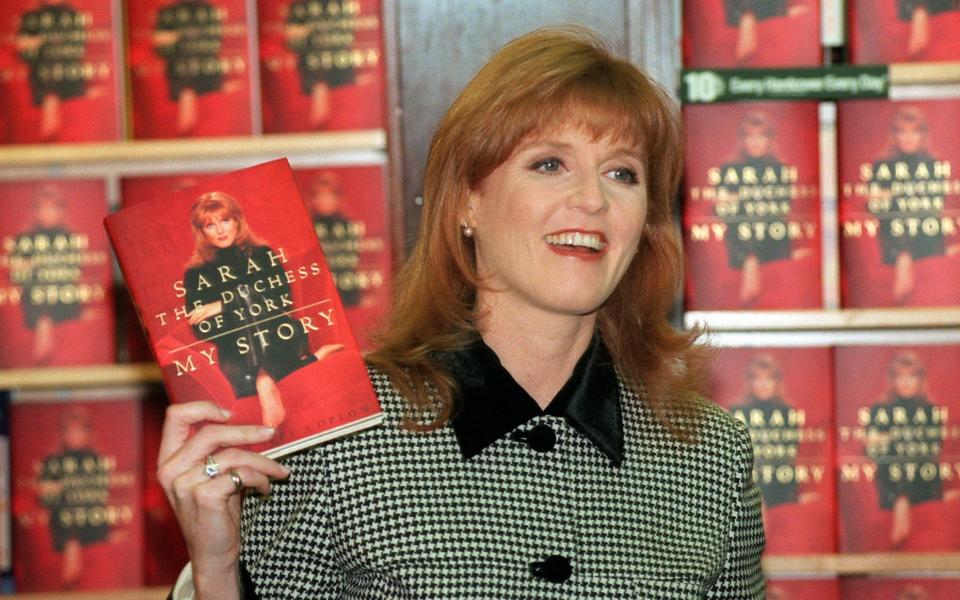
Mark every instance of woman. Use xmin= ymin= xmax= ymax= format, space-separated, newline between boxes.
xmin=183 ymin=191 xmax=325 ymax=428
xmin=161 ymin=26 xmax=764 ymax=598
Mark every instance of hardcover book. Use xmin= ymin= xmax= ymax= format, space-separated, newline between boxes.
xmin=708 ymin=347 xmax=836 ymax=554
xmin=843 ymin=577 xmax=960 ymax=599
xmin=0 ymin=0 xmax=123 ymax=143
xmin=683 ymin=101 xmax=822 ymax=310
xmin=10 ymin=391 xmax=143 ymax=592
xmin=0 ymin=393 xmax=9 ymax=580
xmin=293 ymin=165 xmax=390 ymax=349
xmin=141 ymin=386 xmax=189 ymax=585
xmin=838 ymin=100 xmax=960 ymax=307
xmin=682 ymin=0 xmax=821 ymax=68
xmin=126 ymin=0 xmax=256 ymax=139
xmin=105 ymin=159 xmax=383 ymax=457
xmin=767 ymin=578 xmax=841 ymax=600
xmin=0 ymin=179 xmax=114 ymax=368
xmin=835 ymin=345 xmax=960 ymax=552
xmin=849 ymin=0 xmax=960 ymax=64
xmin=257 ymin=0 xmax=385 ymax=133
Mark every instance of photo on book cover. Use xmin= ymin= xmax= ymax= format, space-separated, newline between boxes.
xmin=10 ymin=392 xmax=143 ymax=592
xmin=835 ymin=345 xmax=960 ymax=552
xmin=0 ymin=0 xmax=122 ymax=143
xmin=839 ymin=99 xmax=960 ymax=308
xmin=0 ymin=179 xmax=114 ymax=368
xmin=257 ymin=0 xmax=385 ymax=133
xmin=682 ymin=0 xmax=821 ymax=68
xmin=683 ymin=101 xmax=822 ymax=310
xmin=709 ymin=347 xmax=836 ymax=555
xmin=849 ymin=0 xmax=960 ymax=64
xmin=105 ymin=159 xmax=382 ymax=457
xmin=126 ymin=0 xmax=256 ymax=138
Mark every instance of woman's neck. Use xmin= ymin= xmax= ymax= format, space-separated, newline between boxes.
xmin=476 ymin=297 xmax=597 ymax=410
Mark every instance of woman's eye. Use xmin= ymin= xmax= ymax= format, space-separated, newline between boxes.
xmin=607 ymin=167 xmax=639 ymax=184
xmin=204 ymin=223 xmax=215 ymax=231
xmin=532 ymin=157 xmax=563 ymax=173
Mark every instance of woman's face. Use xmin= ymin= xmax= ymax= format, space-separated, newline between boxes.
xmin=466 ymin=126 xmax=647 ymax=322
xmin=749 ymin=372 xmax=778 ymax=400
xmin=894 ymin=122 xmax=925 ymax=154
xmin=201 ymin=211 xmax=238 ymax=248
xmin=892 ymin=368 xmax=922 ymax=398
xmin=742 ymin=126 xmax=772 ymax=158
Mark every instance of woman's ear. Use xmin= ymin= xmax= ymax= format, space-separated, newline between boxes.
xmin=461 ymin=189 xmax=480 ymax=230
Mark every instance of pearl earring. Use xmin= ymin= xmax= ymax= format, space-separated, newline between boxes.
xmin=461 ymin=224 xmax=474 ymax=238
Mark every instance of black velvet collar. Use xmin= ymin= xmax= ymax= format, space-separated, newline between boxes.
xmin=441 ymin=333 xmax=624 ymax=466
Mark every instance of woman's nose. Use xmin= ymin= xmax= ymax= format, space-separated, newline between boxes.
xmin=567 ymin=174 xmax=608 ymax=213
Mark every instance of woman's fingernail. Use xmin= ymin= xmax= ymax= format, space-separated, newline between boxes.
xmin=219 ymin=408 xmax=231 ymax=419
xmin=280 ymin=464 xmax=291 ymax=475
xmin=259 ymin=426 xmax=276 ymax=435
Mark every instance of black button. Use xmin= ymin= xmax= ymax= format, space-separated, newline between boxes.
xmin=530 ymin=555 xmax=572 ymax=583
xmin=510 ymin=424 xmax=556 ymax=452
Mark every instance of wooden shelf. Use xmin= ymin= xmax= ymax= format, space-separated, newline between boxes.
xmin=890 ymin=61 xmax=960 ymax=86
xmin=0 ymin=130 xmax=387 ymax=168
xmin=14 ymin=587 xmax=169 ymax=600
xmin=764 ymin=553 xmax=960 ymax=575
xmin=685 ymin=308 xmax=960 ymax=332
xmin=0 ymin=363 xmax=161 ymax=391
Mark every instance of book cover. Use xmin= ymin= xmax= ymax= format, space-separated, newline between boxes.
xmin=257 ymin=0 xmax=385 ymax=133
xmin=0 ymin=0 xmax=122 ymax=143
xmin=767 ymin=578 xmax=842 ymax=600
xmin=708 ymin=347 xmax=836 ymax=554
xmin=838 ymin=100 xmax=960 ymax=307
xmin=105 ymin=159 xmax=383 ymax=457
xmin=0 ymin=393 xmax=10 ymax=580
xmin=10 ymin=391 xmax=143 ymax=592
xmin=835 ymin=345 xmax=960 ymax=552
xmin=682 ymin=0 xmax=821 ymax=68
xmin=120 ymin=172 xmax=221 ymax=362
xmin=0 ymin=179 xmax=114 ymax=368
xmin=843 ymin=577 xmax=960 ymax=599
xmin=126 ymin=0 xmax=256 ymax=139
xmin=293 ymin=165 xmax=390 ymax=349
xmin=683 ymin=102 xmax=822 ymax=310
xmin=849 ymin=0 xmax=960 ymax=64
xmin=141 ymin=386 xmax=189 ymax=586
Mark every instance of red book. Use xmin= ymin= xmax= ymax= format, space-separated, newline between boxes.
xmin=293 ymin=165 xmax=391 ymax=349
xmin=126 ymin=0 xmax=256 ymax=139
xmin=838 ymin=100 xmax=960 ymax=308
xmin=257 ymin=0 xmax=385 ymax=133
xmin=708 ymin=347 xmax=836 ymax=554
xmin=767 ymin=578 xmax=842 ymax=600
xmin=104 ymin=159 xmax=383 ymax=457
xmin=10 ymin=391 xmax=143 ymax=592
xmin=141 ymin=387 xmax=189 ymax=586
xmin=843 ymin=577 xmax=960 ymax=599
xmin=0 ymin=393 xmax=10 ymax=577
xmin=835 ymin=345 xmax=960 ymax=553
xmin=850 ymin=0 xmax=960 ymax=64
xmin=683 ymin=102 xmax=822 ymax=310
xmin=0 ymin=0 xmax=123 ymax=143
xmin=0 ymin=179 xmax=114 ymax=368
xmin=682 ymin=0 xmax=821 ymax=68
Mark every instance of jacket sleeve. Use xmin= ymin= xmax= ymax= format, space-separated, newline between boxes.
xmin=706 ymin=421 xmax=766 ymax=599
xmin=238 ymin=446 xmax=344 ymax=598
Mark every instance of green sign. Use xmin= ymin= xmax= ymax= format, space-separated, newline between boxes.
xmin=681 ymin=66 xmax=889 ymax=103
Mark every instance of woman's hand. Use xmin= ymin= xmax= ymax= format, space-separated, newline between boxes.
xmin=157 ymin=402 xmax=290 ymax=600
xmin=188 ymin=301 xmax=223 ymax=325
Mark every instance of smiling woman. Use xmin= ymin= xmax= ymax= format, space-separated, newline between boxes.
xmin=161 ymin=25 xmax=765 ymax=600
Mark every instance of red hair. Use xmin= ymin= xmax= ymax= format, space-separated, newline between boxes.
xmin=368 ymin=26 xmax=705 ymax=434
xmin=186 ymin=191 xmax=263 ymax=268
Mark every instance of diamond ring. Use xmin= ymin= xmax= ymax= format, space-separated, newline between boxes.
xmin=204 ymin=455 xmax=220 ymax=478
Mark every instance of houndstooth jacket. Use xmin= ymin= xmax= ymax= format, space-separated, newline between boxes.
xmin=232 ymin=336 xmax=766 ymax=599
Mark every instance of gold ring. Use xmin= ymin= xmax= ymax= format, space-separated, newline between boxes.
xmin=229 ymin=469 xmax=243 ymax=493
